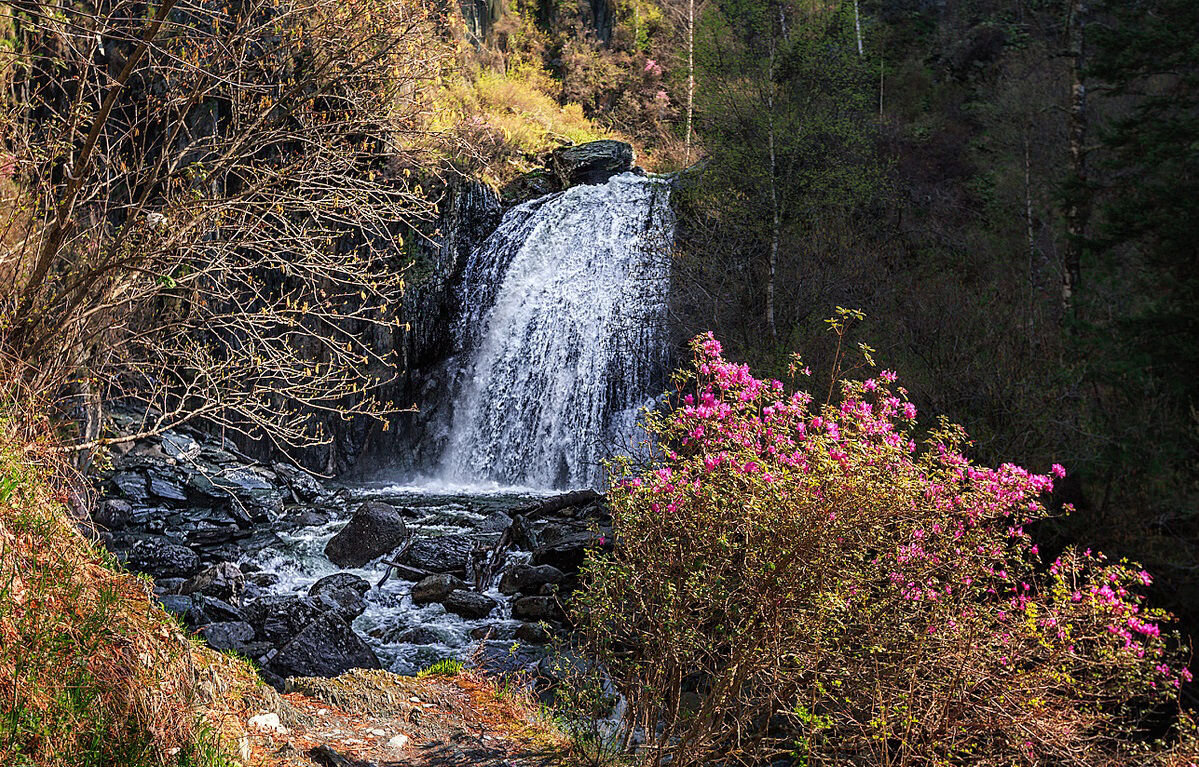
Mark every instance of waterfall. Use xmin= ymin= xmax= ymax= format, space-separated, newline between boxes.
xmin=436 ymin=172 xmax=673 ymax=490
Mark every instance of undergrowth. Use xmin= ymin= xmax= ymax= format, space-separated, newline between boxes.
xmin=0 ymin=412 xmax=248 ymax=767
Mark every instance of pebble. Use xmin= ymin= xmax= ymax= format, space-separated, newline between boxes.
xmin=247 ymin=712 xmax=288 ymax=734
xmin=388 ymin=733 xmax=411 ymax=750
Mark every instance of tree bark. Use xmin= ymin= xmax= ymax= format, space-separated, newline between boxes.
xmin=854 ymin=0 xmax=864 ymax=57
xmin=685 ymin=0 xmax=695 ymax=162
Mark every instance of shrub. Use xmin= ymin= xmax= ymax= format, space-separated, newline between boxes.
xmin=573 ymin=323 xmax=1197 ymax=766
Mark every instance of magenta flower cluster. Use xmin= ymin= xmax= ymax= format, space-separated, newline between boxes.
xmin=602 ymin=333 xmax=1194 ymax=759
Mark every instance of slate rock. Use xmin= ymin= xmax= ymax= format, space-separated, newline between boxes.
xmin=324 ymin=501 xmax=409 ymax=569
xmin=200 ymin=621 xmax=255 ymax=652
xmin=400 ymin=534 xmax=474 ymax=575
xmin=120 ymin=535 xmax=200 ymax=579
xmin=181 ymin=562 xmax=245 ymax=603
xmin=269 ymin=614 xmax=381 ymax=680
xmin=442 ymin=589 xmax=499 ymax=619
xmin=93 ymin=499 xmax=135 ymax=530
xmin=410 ymin=573 xmax=465 ymax=605
xmin=499 ymin=563 xmax=564 ymax=596
xmin=242 ymin=595 xmax=327 ymax=645
xmin=112 ymin=472 xmax=149 ymax=502
xmin=148 ymin=475 xmax=188 ymax=502
xmin=309 ymin=573 xmax=371 ymax=621
xmin=272 ymin=462 xmax=326 ymax=503
xmin=192 ymin=594 xmax=245 ymax=624
xmin=156 ymin=593 xmax=194 ymax=618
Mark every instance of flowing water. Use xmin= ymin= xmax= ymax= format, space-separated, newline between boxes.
xmin=437 ymin=172 xmax=674 ymax=490
xmin=243 ymin=173 xmax=674 ymax=674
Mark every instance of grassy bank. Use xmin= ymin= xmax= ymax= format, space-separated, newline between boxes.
xmin=0 ymin=414 xmax=270 ymax=767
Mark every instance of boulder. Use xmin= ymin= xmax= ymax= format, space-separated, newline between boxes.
xmin=442 ymin=590 xmax=499 ymax=619
xmin=532 ymin=529 xmax=610 ymax=572
xmin=269 ymin=614 xmax=381 ymax=679
xmin=515 ymin=622 xmax=552 ymax=645
xmin=242 ymin=595 xmax=326 ymax=644
xmin=200 ymin=621 xmax=256 ymax=652
xmin=400 ymin=534 xmax=474 ymax=575
xmin=119 ymin=535 xmax=200 ymax=579
xmin=512 ymin=595 xmax=561 ymax=622
xmin=180 ymin=562 xmax=245 ymax=603
xmin=324 ymin=501 xmax=409 ymax=568
xmin=551 ymin=140 xmax=635 ymax=186
xmin=309 ymin=573 xmax=371 ymax=621
xmin=410 ymin=573 xmax=465 ymax=605
xmin=499 ymin=563 xmax=564 ymax=596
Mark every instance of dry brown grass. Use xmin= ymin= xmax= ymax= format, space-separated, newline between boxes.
xmin=0 ymin=414 xmax=268 ymax=766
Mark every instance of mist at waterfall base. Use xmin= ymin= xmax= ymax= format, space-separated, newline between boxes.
xmin=244 ymin=173 xmax=674 ymax=675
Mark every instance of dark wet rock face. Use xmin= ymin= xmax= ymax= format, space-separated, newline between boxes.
xmin=309 ymin=573 xmax=371 ymax=621
xmin=323 ymin=501 xmax=409 ymax=568
xmin=551 ymin=140 xmax=635 ymax=186
xmin=401 ymin=534 xmax=474 ymax=575
xmin=268 ymin=614 xmax=382 ymax=679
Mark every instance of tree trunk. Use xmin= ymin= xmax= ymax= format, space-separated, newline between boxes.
xmin=853 ymin=0 xmax=864 ymax=57
xmin=766 ymin=22 xmax=779 ymax=343
xmin=685 ymin=0 xmax=695 ymax=162
xmin=1063 ymin=0 xmax=1090 ymax=316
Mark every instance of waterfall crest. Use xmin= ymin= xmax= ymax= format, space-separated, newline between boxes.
xmin=437 ymin=172 xmax=673 ymax=490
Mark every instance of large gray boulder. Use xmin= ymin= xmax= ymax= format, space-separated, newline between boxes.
xmin=499 ymin=563 xmax=564 ymax=596
xmin=268 ymin=614 xmax=381 ymax=679
xmin=443 ymin=589 xmax=499 ymax=619
xmin=308 ymin=572 xmax=371 ymax=621
xmin=400 ymin=534 xmax=474 ymax=575
xmin=324 ymin=501 xmax=409 ymax=568
xmin=551 ymin=140 xmax=635 ymax=186
xmin=410 ymin=573 xmax=465 ymax=605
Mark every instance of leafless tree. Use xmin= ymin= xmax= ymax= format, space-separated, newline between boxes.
xmin=0 ymin=0 xmax=456 ymax=457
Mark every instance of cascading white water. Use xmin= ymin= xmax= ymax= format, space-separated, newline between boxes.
xmin=437 ymin=172 xmax=673 ymax=490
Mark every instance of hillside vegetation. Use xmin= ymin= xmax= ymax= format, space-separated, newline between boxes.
xmin=0 ymin=415 xmax=268 ymax=766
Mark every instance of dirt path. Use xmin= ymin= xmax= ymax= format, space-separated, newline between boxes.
xmin=233 ymin=670 xmax=567 ymax=767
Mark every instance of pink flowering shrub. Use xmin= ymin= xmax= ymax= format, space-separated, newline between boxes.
xmin=573 ymin=328 xmax=1197 ymax=766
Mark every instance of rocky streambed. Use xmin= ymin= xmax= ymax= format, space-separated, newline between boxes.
xmin=91 ymin=414 xmax=611 ymax=690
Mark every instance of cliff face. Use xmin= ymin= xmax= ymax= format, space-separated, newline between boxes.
xmin=271 ymin=179 xmax=506 ymax=476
